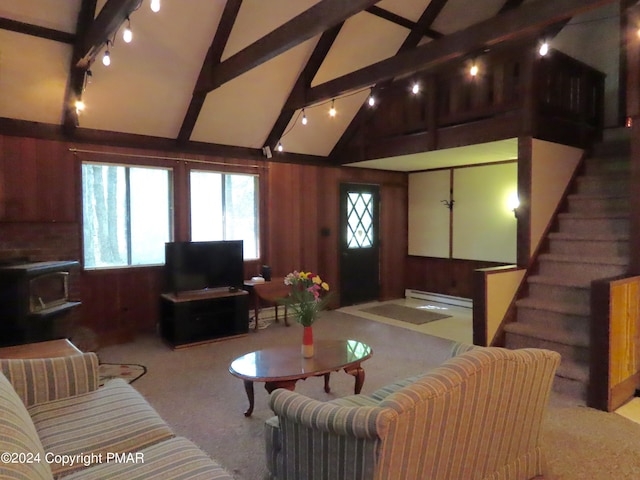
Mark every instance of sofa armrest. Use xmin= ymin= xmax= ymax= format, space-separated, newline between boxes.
xmin=269 ymin=389 xmax=394 ymax=480
xmin=270 ymin=388 xmax=393 ymax=439
xmin=0 ymin=353 xmax=99 ymax=407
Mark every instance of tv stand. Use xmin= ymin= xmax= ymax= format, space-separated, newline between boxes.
xmin=159 ymin=287 xmax=249 ymax=348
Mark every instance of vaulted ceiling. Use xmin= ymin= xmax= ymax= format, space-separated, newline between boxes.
xmin=0 ymin=0 xmax=613 ymax=166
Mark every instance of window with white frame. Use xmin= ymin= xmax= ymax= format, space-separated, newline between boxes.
xmin=190 ymin=170 xmax=259 ymax=259
xmin=82 ymin=162 xmax=172 ymax=268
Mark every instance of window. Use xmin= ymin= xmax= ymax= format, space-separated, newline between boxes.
xmin=346 ymin=192 xmax=374 ymax=248
xmin=190 ymin=170 xmax=259 ymax=259
xmin=82 ymin=162 xmax=172 ymax=269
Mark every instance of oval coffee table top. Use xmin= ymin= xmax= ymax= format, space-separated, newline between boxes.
xmin=229 ymin=339 xmax=372 ymax=383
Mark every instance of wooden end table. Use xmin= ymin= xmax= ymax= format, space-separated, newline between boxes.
xmin=243 ymin=277 xmax=292 ymax=330
xmin=228 ymin=339 xmax=372 ymax=416
xmin=0 ymin=338 xmax=82 ymax=359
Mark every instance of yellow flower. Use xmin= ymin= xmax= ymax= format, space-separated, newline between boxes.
xmin=321 ymin=282 xmax=329 ymax=291
xmin=312 ymin=275 xmax=322 ymax=285
xmin=299 ymin=271 xmax=310 ymax=279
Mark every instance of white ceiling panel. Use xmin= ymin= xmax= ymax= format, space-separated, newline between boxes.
xmin=0 ymin=30 xmax=70 ymax=125
xmin=0 ymin=0 xmax=81 ymax=33
xmin=222 ymin=0 xmax=321 ymax=60
xmin=432 ymin=0 xmax=505 ymax=35
xmin=280 ymin=90 xmax=370 ymax=156
xmin=311 ymin=11 xmax=408 ymax=86
xmin=191 ymin=39 xmax=317 ymax=148
xmin=80 ymin=0 xmax=225 ymax=138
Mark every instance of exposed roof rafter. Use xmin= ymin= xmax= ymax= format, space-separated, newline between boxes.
xmin=0 ymin=17 xmax=75 ymax=44
xmin=263 ymin=22 xmax=344 ymax=151
xmin=177 ymin=0 xmax=243 ymax=144
xmin=62 ymin=0 xmax=98 ymax=135
xmin=199 ymin=0 xmax=380 ymax=94
xmin=287 ymin=0 xmax=614 ymax=111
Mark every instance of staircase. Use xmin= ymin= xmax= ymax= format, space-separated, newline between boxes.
xmin=504 ymin=136 xmax=630 ymax=402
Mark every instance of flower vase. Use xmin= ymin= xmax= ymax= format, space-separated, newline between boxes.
xmin=302 ymin=326 xmax=314 ymax=358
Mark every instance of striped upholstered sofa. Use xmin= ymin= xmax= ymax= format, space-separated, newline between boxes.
xmin=0 ymin=352 xmax=232 ymax=479
xmin=265 ymin=345 xmax=560 ymax=480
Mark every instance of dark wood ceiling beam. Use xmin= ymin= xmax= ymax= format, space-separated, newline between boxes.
xmin=329 ymin=0 xmax=449 ymax=158
xmin=63 ymin=0 xmax=98 ymax=135
xmin=365 ymin=6 xmax=443 ymax=40
xmin=0 ymin=17 xmax=75 ymax=44
xmin=76 ymin=0 xmax=143 ymax=69
xmin=177 ymin=0 xmax=242 ymax=144
xmin=200 ymin=0 xmax=380 ymax=93
xmin=498 ymin=0 xmax=526 ymax=14
xmin=263 ymin=22 xmax=344 ymax=151
xmin=288 ymin=0 xmax=614 ymax=111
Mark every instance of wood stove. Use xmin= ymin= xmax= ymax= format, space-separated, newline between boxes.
xmin=0 ymin=261 xmax=81 ymax=347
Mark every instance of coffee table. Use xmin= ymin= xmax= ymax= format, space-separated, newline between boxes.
xmin=228 ymin=339 xmax=372 ymax=416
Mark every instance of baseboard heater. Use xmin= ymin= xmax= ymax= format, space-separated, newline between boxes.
xmin=404 ymin=290 xmax=472 ymax=309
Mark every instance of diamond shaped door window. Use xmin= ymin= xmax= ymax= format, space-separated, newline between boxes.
xmin=347 ymin=192 xmax=373 ymax=248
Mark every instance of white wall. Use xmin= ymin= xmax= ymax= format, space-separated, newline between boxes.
xmin=408 ymin=162 xmax=517 ymax=263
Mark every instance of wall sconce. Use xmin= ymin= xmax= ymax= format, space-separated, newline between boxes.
xmin=507 ymin=193 xmax=520 ymax=218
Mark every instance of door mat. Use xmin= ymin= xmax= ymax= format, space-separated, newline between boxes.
xmin=360 ymin=304 xmax=451 ymax=325
xmin=98 ymin=363 xmax=147 ymax=387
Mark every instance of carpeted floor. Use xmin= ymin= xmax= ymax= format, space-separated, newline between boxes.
xmin=97 ymin=310 xmax=640 ymax=480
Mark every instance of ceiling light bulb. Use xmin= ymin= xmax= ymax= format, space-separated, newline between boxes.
xmin=329 ymin=99 xmax=336 ymax=117
xmin=150 ymin=0 xmax=160 ymax=13
xmin=301 ymin=109 xmax=307 ymax=125
xmin=368 ymin=95 xmax=375 ymax=107
xmin=123 ymin=20 xmax=133 ymax=43
xmin=277 ymin=142 xmax=283 ymax=152
xmin=539 ymin=42 xmax=549 ymax=56
xmin=102 ymin=48 xmax=111 ymax=66
xmin=470 ymin=64 xmax=478 ymax=76
xmin=412 ymin=83 xmax=420 ymax=95
xmin=75 ymin=100 xmax=85 ymax=112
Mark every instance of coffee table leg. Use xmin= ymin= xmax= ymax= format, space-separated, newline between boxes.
xmin=324 ymin=373 xmax=331 ymax=393
xmin=345 ymin=365 xmax=365 ymax=394
xmin=243 ymin=380 xmax=255 ymax=417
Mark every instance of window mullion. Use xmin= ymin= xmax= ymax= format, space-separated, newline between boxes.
xmin=125 ymin=167 xmax=132 ymax=266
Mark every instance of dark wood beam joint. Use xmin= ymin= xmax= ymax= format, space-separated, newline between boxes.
xmin=364 ymin=6 xmax=444 ymax=40
xmin=201 ymin=0 xmax=379 ymax=93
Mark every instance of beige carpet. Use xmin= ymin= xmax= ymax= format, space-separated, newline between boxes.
xmin=97 ymin=310 xmax=640 ymax=480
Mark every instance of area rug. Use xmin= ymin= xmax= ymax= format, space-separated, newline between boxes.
xmin=98 ymin=363 xmax=146 ymax=387
xmin=360 ymin=304 xmax=451 ymax=325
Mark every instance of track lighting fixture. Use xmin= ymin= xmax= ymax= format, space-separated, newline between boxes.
xmin=150 ymin=0 xmax=160 ymax=13
xmin=470 ymin=64 xmax=478 ymax=77
xmin=102 ymin=41 xmax=111 ymax=66
xmin=123 ymin=17 xmax=133 ymax=43
xmin=411 ymin=83 xmax=420 ymax=95
xmin=301 ymin=109 xmax=307 ymax=125
xmin=277 ymin=142 xmax=283 ymax=152
xmin=329 ymin=99 xmax=336 ymax=117
xmin=368 ymin=95 xmax=375 ymax=107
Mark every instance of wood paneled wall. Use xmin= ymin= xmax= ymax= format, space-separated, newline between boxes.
xmin=0 ymin=135 xmax=407 ymax=346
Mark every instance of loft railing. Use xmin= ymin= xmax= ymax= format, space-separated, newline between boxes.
xmin=351 ymin=42 xmax=605 ymax=161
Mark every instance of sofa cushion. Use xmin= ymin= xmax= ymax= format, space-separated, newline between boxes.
xmin=61 ymin=436 xmax=232 ymax=480
xmin=0 ymin=372 xmax=53 ymax=480
xmin=28 ymin=379 xmax=174 ymax=477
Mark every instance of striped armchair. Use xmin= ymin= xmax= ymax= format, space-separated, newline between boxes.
xmin=266 ymin=347 xmax=560 ymax=480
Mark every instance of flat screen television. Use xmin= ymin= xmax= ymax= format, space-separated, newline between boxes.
xmin=165 ymin=240 xmax=244 ymax=293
